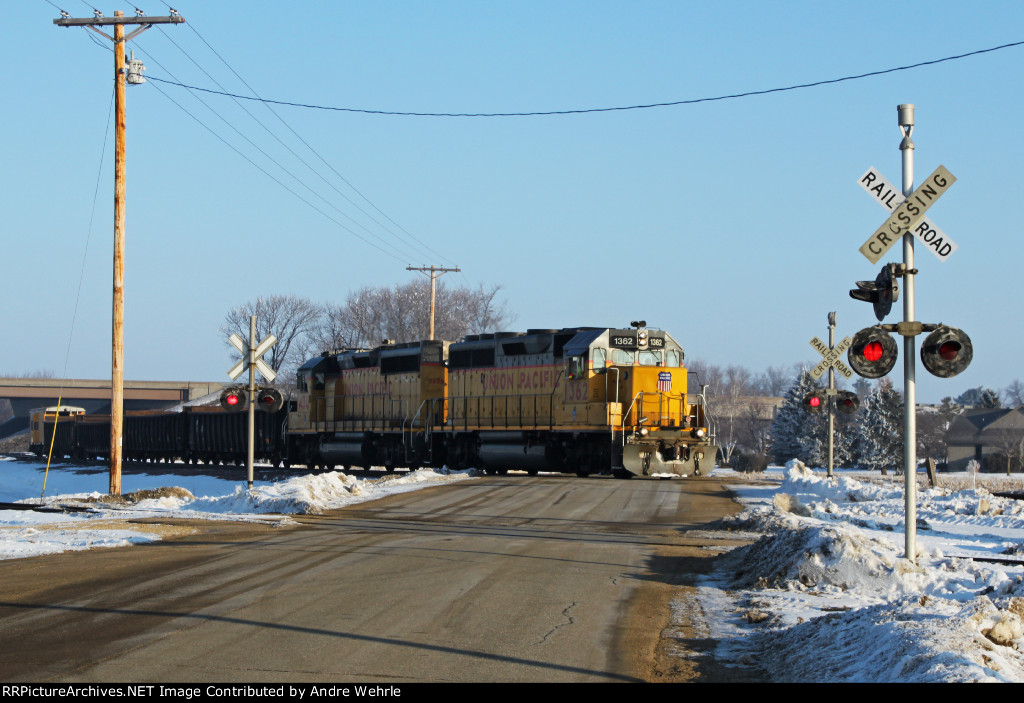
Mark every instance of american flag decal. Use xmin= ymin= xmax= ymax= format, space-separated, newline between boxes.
xmin=657 ymin=371 xmax=672 ymax=393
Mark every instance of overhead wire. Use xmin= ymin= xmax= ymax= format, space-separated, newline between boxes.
xmin=145 ymin=39 xmax=1024 ymax=117
xmin=153 ymin=5 xmax=453 ymax=267
xmin=133 ymin=42 xmax=416 ymax=263
xmin=44 ymin=0 xmax=455 ymax=267
xmin=142 ymin=75 xmax=411 ymax=263
xmin=146 ymin=25 xmax=446 ymax=266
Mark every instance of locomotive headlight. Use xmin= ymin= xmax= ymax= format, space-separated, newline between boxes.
xmin=639 ymin=427 xmax=649 ymax=436
xmin=692 ymin=428 xmax=705 ymax=438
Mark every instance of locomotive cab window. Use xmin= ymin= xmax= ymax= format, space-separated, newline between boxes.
xmin=566 ymin=355 xmax=586 ymax=379
xmin=611 ymin=349 xmax=634 ymax=365
xmin=591 ymin=348 xmax=607 ymax=371
xmin=665 ymin=349 xmax=681 ymax=367
xmin=638 ymin=350 xmax=662 ymax=366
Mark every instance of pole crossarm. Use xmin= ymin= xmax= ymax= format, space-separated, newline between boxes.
xmin=54 ymin=16 xmax=185 ymax=27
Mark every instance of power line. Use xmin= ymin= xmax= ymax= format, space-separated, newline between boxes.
xmin=145 ymin=39 xmax=1024 ymax=118
xmin=152 ymin=24 xmax=452 ymax=266
xmin=145 ymin=0 xmax=453 ymax=267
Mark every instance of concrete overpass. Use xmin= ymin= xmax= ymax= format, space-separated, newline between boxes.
xmin=0 ymin=378 xmax=224 ymax=438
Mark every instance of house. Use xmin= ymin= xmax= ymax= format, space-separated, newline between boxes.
xmin=946 ymin=406 xmax=1024 ymax=472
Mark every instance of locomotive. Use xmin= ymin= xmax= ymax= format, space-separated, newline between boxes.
xmin=286 ymin=324 xmax=716 ymax=478
xmin=31 ymin=324 xmax=716 ymax=479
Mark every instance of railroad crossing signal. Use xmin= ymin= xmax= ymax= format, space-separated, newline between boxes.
xmin=850 ymin=263 xmax=900 ymax=321
xmin=835 ymin=390 xmax=860 ymax=415
xmin=802 ymin=389 xmax=827 ymax=414
xmin=809 ymin=335 xmax=853 ymax=380
xmin=920 ymin=325 xmax=973 ymax=378
xmin=847 ymin=327 xmax=899 ymax=379
xmin=220 ymin=387 xmax=248 ymax=411
xmin=847 ymin=324 xmax=973 ymax=380
xmin=858 ymin=164 xmax=956 ymax=264
xmin=227 ymin=332 xmax=278 ymax=382
xmin=857 ymin=166 xmax=958 ymax=262
xmin=255 ymin=387 xmax=284 ymax=412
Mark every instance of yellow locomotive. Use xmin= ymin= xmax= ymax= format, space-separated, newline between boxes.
xmin=286 ymin=324 xmax=715 ymax=478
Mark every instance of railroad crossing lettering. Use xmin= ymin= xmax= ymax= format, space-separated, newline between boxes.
xmin=857 ymin=167 xmax=958 ymax=262
xmin=810 ymin=336 xmax=853 ymax=380
xmin=858 ymin=165 xmax=956 ymax=264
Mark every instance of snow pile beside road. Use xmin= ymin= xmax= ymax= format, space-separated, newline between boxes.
xmin=704 ymin=465 xmax=1024 ymax=682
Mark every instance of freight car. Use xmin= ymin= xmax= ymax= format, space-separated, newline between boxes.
xmin=288 ymin=324 xmax=716 ymax=478
xmin=33 ymin=405 xmax=289 ymax=466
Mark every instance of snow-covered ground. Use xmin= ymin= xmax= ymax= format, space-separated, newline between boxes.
xmin=0 ymin=455 xmax=472 ymax=560
xmin=690 ymin=461 xmax=1024 ymax=683
xmin=3 ymin=455 xmax=1024 ymax=682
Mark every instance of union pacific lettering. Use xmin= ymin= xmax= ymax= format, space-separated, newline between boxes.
xmin=477 ymin=365 xmax=559 ymax=393
xmin=341 ymin=370 xmax=391 ymax=396
xmin=518 ymin=368 xmax=557 ymax=391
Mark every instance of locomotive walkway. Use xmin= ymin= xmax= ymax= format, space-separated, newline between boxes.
xmin=0 ymin=474 xmax=761 ymax=683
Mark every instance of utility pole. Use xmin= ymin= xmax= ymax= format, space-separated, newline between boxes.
xmin=54 ymin=9 xmax=185 ymax=495
xmin=406 ymin=265 xmax=461 ymax=340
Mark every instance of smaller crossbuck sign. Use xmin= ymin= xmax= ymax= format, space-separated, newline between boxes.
xmin=227 ymin=332 xmax=278 ymax=383
xmin=810 ymin=336 xmax=853 ymax=380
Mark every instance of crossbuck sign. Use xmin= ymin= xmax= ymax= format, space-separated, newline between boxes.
xmin=810 ymin=336 xmax=853 ymax=380
xmin=857 ymin=165 xmax=957 ymax=264
xmin=227 ymin=332 xmax=278 ymax=382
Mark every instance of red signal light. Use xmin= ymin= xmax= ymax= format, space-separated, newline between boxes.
xmin=938 ymin=341 xmax=961 ymax=361
xmin=225 ymin=394 xmax=240 ymax=406
xmin=809 ymin=396 xmax=821 ymax=408
xmin=921 ymin=326 xmax=973 ymax=378
xmin=863 ymin=341 xmax=884 ymax=362
xmin=848 ymin=327 xmax=898 ymax=379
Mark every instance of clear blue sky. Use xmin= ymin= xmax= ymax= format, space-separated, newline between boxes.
xmin=4 ymin=1 xmax=1023 ymax=403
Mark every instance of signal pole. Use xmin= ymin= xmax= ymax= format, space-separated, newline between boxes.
xmin=407 ymin=265 xmax=461 ymax=340
xmin=54 ymin=9 xmax=185 ymax=495
xmin=898 ymin=104 xmax=918 ymax=562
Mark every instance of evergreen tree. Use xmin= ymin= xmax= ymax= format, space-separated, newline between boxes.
xmin=770 ymin=370 xmax=826 ymax=465
xmin=855 ymin=378 xmax=904 ymax=472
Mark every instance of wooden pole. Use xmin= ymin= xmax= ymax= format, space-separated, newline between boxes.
xmin=406 ymin=265 xmax=461 ymax=341
xmin=52 ymin=9 xmax=185 ymax=498
xmin=110 ymin=11 xmax=126 ymax=496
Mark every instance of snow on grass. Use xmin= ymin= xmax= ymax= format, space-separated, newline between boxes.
xmin=693 ymin=461 xmax=1024 ymax=682
xmin=0 ymin=458 xmax=472 ymax=561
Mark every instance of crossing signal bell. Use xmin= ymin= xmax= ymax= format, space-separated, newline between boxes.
xmin=848 ymin=327 xmax=899 ymax=379
xmin=220 ymin=387 xmax=248 ymax=411
xmin=920 ymin=325 xmax=973 ymax=378
xmin=802 ymin=389 xmax=827 ymax=414
xmin=850 ymin=263 xmax=900 ymax=321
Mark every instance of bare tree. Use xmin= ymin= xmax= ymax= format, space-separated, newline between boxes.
xmin=308 ymin=281 xmax=514 ymax=352
xmin=686 ymin=359 xmax=723 ymax=394
xmin=1004 ymin=380 xmax=1024 ymax=407
xmin=221 ymin=295 xmax=323 ymax=379
xmin=753 ymin=365 xmax=791 ymax=397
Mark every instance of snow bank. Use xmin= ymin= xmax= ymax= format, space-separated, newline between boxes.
xmin=700 ymin=465 xmax=1024 ymax=682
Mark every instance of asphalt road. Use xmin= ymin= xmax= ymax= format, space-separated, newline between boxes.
xmin=0 ymin=474 xmax=757 ymax=683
